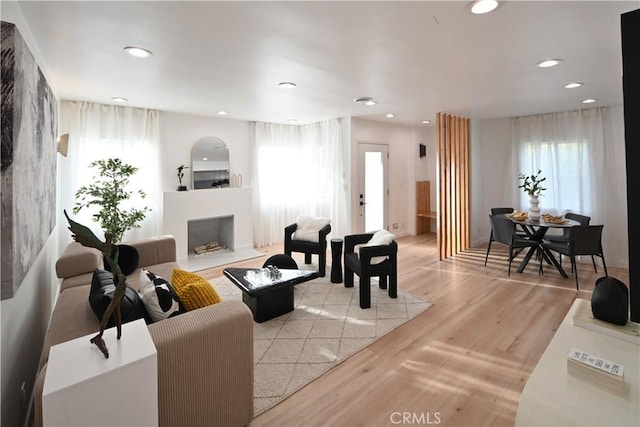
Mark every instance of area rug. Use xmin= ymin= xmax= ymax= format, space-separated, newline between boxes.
xmin=211 ymin=273 xmax=433 ymax=416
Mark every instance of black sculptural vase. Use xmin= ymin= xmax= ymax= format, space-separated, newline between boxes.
xmin=591 ymin=276 xmax=629 ymax=326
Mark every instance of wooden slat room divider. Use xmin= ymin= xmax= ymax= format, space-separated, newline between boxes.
xmin=436 ymin=113 xmax=470 ymax=260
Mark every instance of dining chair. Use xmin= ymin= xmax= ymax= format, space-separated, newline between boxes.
xmin=542 ymin=225 xmax=608 ymax=290
xmin=484 ymin=207 xmax=525 ymax=266
xmin=545 ymin=213 xmax=592 ymax=270
xmin=487 ymin=214 xmax=540 ymax=276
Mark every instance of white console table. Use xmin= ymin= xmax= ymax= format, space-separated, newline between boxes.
xmin=42 ymin=319 xmax=158 ymax=426
xmin=516 ymin=298 xmax=639 ymax=426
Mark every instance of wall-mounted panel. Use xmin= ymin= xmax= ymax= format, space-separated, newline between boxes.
xmin=1 ymin=21 xmax=57 ymax=300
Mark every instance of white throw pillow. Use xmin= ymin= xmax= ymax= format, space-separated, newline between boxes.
xmin=292 ymin=215 xmax=331 ymax=242
xmin=138 ymin=269 xmax=183 ymax=322
xmin=364 ymin=229 xmax=395 ymax=264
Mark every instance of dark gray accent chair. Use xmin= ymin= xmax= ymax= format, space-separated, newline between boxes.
xmin=343 ymin=233 xmax=397 ymax=309
xmin=284 ymin=222 xmax=331 ymax=276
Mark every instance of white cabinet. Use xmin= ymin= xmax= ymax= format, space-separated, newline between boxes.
xmin=516 ymin=299 xmax=639 ymax=426
xmin=43 ymin=319 xmax=158 ymax=426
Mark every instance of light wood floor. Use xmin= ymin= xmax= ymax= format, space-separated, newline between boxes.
xmin=198 ymin=234 xmax=629 ymax=427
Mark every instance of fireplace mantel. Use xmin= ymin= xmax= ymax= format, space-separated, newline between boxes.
xmin=162 ymin=188 xmax=253 ymax=264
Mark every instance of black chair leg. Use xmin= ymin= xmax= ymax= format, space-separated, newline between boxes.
xmin=570 ymin=254 xmax=574 ymax=273
xmin=484 ymin=236 xmax=493 ymax=266
xmin=389 ymin=273 xmax=397 ymax=299
xmin=344 ymin=267 xmax=354 ymax=288
xmin=601 ymin=255 xmax=608 ymax=277
xmin=304 ymin=253 xmax=312 ymax=264
xmin=507 ymin=247 xmax=512 ymax=277
xmin=360 ymin=276 xmax=371 ymax=309
xmin=318 ymin=251 xmax=326 ymax=277
xmin=379 ymin=275 xmax=387 ymax=289
xmin=591 ymin=255 xmax=597 ymax=273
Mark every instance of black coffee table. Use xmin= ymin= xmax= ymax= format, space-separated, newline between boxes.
xmin=223 ymin=267 xmax=318 ymax=322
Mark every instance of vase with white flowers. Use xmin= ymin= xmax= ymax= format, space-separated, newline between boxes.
xmin=518 ymin=170 xmax=546 ymax=221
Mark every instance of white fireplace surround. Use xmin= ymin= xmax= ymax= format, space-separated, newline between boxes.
xmin=162 ymin=188 xmax=257 ymax=268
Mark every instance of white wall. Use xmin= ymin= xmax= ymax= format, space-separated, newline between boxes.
xmin=350 ymin=118 xmax=431 ymax=236
xmin=414 ymin=125 xmax=437 ymax=212
xmin=470 ymin=107 xmax=628 ymax=268
xmin=470 ymin=117 xmax=513 ymax=247
xmin=1 ymin=3 xmax=63 ymax=426
xmin=160 ymin=115 xmax=432 ymax=240
xmin=158 ymin=112 xmax=251 ymax=192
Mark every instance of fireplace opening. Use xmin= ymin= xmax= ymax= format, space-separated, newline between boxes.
xmin=187 ymin=215 xmax=234 ymax=257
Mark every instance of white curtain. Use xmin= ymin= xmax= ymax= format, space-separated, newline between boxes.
xmin=251 ymin=119 xmax=349 ymax=246
xmin=60 ymin=101 xmax=161 ymax=242
xmin=511 ymin=107 xmax=628 ymax=265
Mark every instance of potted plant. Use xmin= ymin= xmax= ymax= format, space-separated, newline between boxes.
xmin=518 ymin=169 xmax=546 ymax=221
xmin=73 ymin=158 xmax=150 ymax=243
xmin=67 ymin=158 xmax=150 ymax=357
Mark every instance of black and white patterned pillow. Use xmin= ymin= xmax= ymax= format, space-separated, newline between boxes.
xmin=138 ymin=269 xmax=185 ymax=322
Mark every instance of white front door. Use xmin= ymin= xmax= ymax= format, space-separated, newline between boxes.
xmin=357 ymin=142 xmax=389 ymax=233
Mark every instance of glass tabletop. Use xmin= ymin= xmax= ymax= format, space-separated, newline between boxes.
xmin=504 ymin=213 xmax=581 ymax=228
xmin=224 ymin=267 xmax=318 ymax=293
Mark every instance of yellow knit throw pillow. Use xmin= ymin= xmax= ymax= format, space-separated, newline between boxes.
xmin=171 ymin=269 xmax=222 ymax=311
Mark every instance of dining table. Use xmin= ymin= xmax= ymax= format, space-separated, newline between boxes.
xmin=504 ymin=214 xmax=581 ymax=278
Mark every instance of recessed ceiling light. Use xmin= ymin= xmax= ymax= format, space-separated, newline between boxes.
xmin=422 ymin=120 xmax=431 ymax=124
xmin=217 ymin=110 xmax=228 ymax=116
xmin=537 ymin=59 xmax=562 ymax=68
xmin=123 ymin=46 xmax=153 ymax=58
xmin=287 ymin=119 xmax=298 ymax=123
xmin=469 ymin=0 xmax=499 ymax=15
xmin=111 ymin=97 xmax=128 ymax=103
xmin=354 ymin=97 xmax=377 ymax=106
xmin=564 ymin=82 xmax=583 ymax=89
xmin=386 ymin=113 xmax=395 ymax=118
xmin=582 ymin=98 xmax=597 ymax=104
xmin=202 ymin=157 xmax=208 ymax=161
xmin=278 ymin=82 xmax=297 ymax=89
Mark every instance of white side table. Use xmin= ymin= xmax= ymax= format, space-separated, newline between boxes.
xmin=43 ymin=319 xmax=158 ymax=426
xmin=516 ymin=298 xmax=639 ymax=426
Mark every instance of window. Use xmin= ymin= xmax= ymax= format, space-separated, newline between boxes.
xmin=251 ymin=119 xmax=348 ymax=246
xmin=62 ymin=102 xmax=161 ymax=241
xmin=519 ymin=139 xmax=590 ymax=214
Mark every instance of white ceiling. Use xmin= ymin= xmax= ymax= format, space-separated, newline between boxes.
xmin=16 ymin=1 xmax=638 ymax=126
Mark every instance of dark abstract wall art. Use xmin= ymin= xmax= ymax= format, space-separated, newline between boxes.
xmin=1 ymin=21 xmax=57 ymax=300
